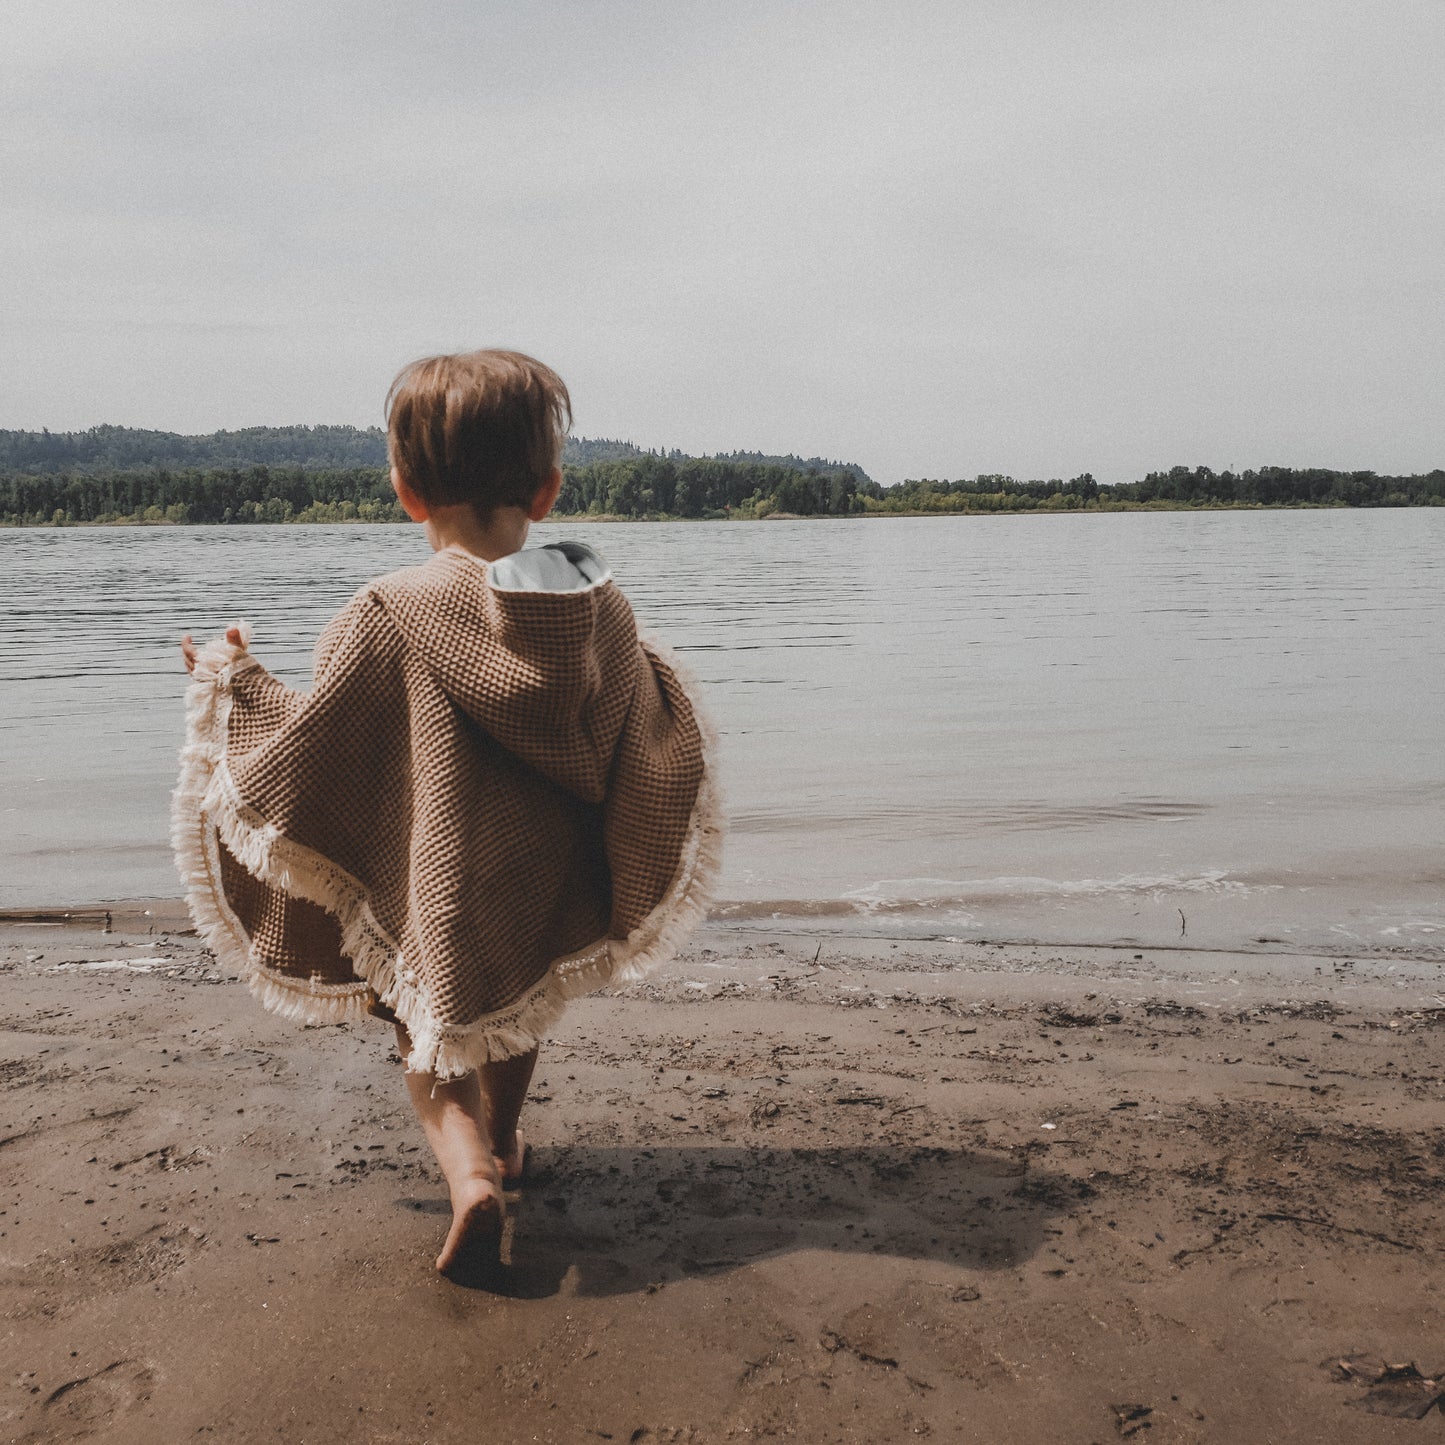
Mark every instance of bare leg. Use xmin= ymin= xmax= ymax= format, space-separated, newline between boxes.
xmin=394 ymin=1024 xmax=504 ymax=1279
xmin=480 ymin=1046 xmax=538 ymax=1187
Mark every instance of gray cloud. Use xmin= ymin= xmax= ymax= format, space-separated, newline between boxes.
xmin=2 ymin=0 xmax=1441 ymax=482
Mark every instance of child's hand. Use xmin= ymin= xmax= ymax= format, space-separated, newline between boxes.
xmin=179 ymin=628 xmax=245 ymax=674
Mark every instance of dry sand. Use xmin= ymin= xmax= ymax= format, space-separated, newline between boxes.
xmin=2 ymin=905 xmax=1443 ymax=1443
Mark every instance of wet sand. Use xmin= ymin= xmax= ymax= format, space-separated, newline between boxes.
xmin=2 ymin=905 xmax=1443 ymax=1442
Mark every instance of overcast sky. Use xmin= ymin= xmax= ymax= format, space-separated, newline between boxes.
xmin=3 ymin=0 xmax=1440 ymax=483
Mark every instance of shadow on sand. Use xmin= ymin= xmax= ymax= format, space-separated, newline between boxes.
xmin=402 ymin=1142 xmax=1084 ymax=1297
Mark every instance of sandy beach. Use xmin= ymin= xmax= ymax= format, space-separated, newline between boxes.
xmin=2 ymin=905 xmax=1443 ymax=1443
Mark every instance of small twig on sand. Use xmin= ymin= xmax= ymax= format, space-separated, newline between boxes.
xmin=1178 ymin=908 xmax=1187 ymax=937
xmin=1258 ymin=1212 xmax=1413 ymax=1251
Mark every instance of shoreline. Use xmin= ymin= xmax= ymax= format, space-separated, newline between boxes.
xmin=6 ymin=898 xmax=1442 ymax=999
xmin=3 ymin=912 xmax=1442 ymax=1440
xmin=6 ymin=499 xmax=1445 ymax=529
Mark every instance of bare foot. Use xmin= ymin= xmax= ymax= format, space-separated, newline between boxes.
xmin=496 ymin=1127 xmax=528 ymax=1189
xmin=436 ymin=1173 xmax=504 ymax=1282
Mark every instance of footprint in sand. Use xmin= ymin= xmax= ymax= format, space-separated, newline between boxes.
xmin=3 ymin=1226 xmax=206 ymax=1323
xmin=43 ymin=1359 xmax=156 ymax=1432
xmin=88 ymin=1225 xmax=205 ymax=1291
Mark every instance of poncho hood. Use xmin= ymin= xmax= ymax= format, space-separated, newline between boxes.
xmin=173 ymin=541 xmax=720 ymax=1078
xmin=374 ymin=543 xmax=626 ymax=805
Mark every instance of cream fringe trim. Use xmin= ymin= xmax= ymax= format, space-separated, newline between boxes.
xmin=171 ymin=627 xmax=724 ymax=1080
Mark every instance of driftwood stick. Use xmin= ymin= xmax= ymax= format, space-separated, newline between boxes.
xmin=1257 ymin=1212 xmax=1413 ymax=1251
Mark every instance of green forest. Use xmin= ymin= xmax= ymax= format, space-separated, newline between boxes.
xmin=862 ymin=467 xmax=1445 ymax=513
xmin=0 ymin=426 xmax=1440 ymax=525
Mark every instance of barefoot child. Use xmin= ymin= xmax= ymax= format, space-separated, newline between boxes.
xmin=174 ymin=350 xmax=720 ymax=1279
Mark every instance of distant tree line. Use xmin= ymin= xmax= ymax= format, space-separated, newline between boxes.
xmin=0 ymin=426 xmax=1439 ymax=524
xmin=0 ymin=458 xmax=877 ymax=525
xmin=0 ymin=424 xmax=872 ymax=486
xmin=0 ymin=466 xmax=405 ymax=526
xmin=0 ymin=425 xmax=879 ymax=524
xmin=1122 ymin=465 xmax=1444 ymax=508
xmin=557 ymin=456 xmax=877 ymax=518
xmin=865 ymin=467 xmax=1445 ymax=513
xmin=0 ymin=424 xmax=391 ymax=473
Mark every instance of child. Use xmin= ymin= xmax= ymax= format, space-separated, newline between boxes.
xmin=175 ymin=350 xmax=720 ymax=1281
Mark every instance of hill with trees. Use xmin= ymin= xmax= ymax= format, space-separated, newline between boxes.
xmin=0 ymin=424 xmax=390 ymax=474
xmin=0 ymin=426 xmax=1439 ymax=524
xmin=0 ymin=425 xmax=880 ymax=523
xmin=0 ymin=425 xmax=872 ymax=483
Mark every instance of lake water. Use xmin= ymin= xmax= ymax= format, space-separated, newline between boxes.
xmin=1 ymin=512 xmax=1442 ymax=958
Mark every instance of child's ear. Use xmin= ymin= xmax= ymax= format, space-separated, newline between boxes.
xmin=527 ymin=468 xmax=564 ymax=522
xmin=391 ymin=466 xmax=430 ymax=522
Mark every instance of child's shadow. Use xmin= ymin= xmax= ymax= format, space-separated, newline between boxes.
xmin=406 ymin=1142 xmax=1088 ymax=1297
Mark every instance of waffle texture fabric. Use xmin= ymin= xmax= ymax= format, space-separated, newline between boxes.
xmin=172 ymin=542 xmax=720 ymax=1078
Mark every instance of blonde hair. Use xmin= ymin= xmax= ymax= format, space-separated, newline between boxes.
xmin=385 ymin=349 xmax=571 ymax=515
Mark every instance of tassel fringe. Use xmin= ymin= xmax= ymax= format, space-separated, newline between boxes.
xmin=172 ymin=627 xmax=724 ymax=1080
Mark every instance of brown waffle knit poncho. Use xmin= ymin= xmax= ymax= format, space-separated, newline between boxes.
xmin=172 ymin=542 xmax=719 ymax=1078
